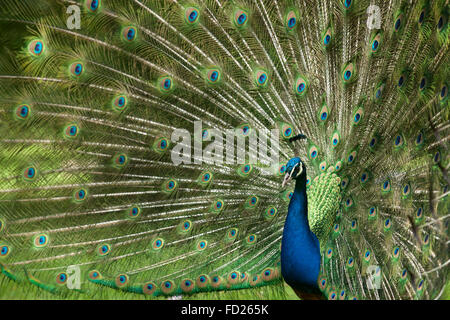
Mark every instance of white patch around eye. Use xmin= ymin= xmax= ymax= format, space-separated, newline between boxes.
xmin=297 ymin=164 xmax=303 ymax=176
xmin=289 ymin=163 xmax=299 ymax=178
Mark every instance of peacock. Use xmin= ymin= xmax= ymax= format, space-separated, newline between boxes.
xmin=0 ymin=0 xmax=448 ymax=301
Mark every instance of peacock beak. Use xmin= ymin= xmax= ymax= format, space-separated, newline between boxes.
xmin=282 ymin=163 xmax=299 ymax=188
xmin=282 ymin=172 xmax=292 ymax=188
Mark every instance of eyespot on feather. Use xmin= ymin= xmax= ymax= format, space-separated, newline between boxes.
xmin=285 ymin=10 xmax=298 ymax=30
xmin=342 ymin=62 xmax=355 ymax=83
xmin=294 ymin=76 xmax=308 ymax=96
xmin=122 ymin=26 xmax=137 ymax=42
xmin=69 ymin=62 xmax=84 ymax=77
xmin=85 ymin=0 xmax=101 ymax=13
xmin=142 ymin=282 xmax=157 ymax=295
xmin=33 ymin=233 xmax=49 ymax=248
xmin=185 ymin=7 xmax=200 ymax=24
xmin=28 ymin=39 xmax=45 ymax=57
xmin=115 ymin=274 xmax=129 ymax=287
xmin=233 ymin=9 xmax=249 ymax=28
xmin=64 ymin=124 xmax=80 ymax=139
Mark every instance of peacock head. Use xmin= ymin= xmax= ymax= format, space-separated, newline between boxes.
xmin=282 ymin=157 xmax=305 ymax=187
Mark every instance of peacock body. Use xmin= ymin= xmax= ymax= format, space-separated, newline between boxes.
xmin=0 ymin=0 xmax=448 ymax=300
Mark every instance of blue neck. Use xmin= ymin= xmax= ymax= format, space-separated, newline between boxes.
xmin=281 ymin=171 xmax=322 ymax=293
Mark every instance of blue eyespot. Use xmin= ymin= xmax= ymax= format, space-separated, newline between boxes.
xmin=27 ymin=167 xmax=35 ymax=178
xmin=437 ymin=17 xmax=443 ymax=30
xmin=34 ymin=42 xmax=42 ymax=54
xmin=344 ymin=0 xmax=352 ymax=8
xmin=395 ymin=18 xmax=401 ymax=30
xmin=419 ymin=11 xmax=425 ymax=24
xmin=90 ymin=0 xmax=99 ymax=10
xmin=398 ymin=76 xmax=404 ymax=87
xmin=376 ymin=89 xmax=382 ymax=99
xmin=238 ymin=14 xmax=247 ymax=25
xmin=434 ymin=151 xmax=440 ymax=163
xmin=0 ymin=246 xmax=8 ymax=256
xmin=344 ymin=70 xmax=351 ymax=80
xmin=74 ymin=63 xmax=83 ymax=75
xmin=416 ymin=207 xmax=423 ymax=217
xmin=441 ymin=86 xmax=447 ymax=98
xmin=210 ymin=71 xmax=218 ymax=81
xmin=185 ymin=7 xmax=199 ymax=24
xmin=324 ymin=35 xmax=331 ymax=45
xmin=297 ymin=83 xmax=305 ymax=93
xmin=127 ymin=28 xmax=136 ymax=40
xmin=189 ymin=11 xmax=198 ymax=22
xmin=288 ymin=17 xmax=296 ymax=28
xmin=372 ymin=40 xmax=379 ymax=51
xmin=258 ymin=73 xmax=267 ymax=84
xmin=20 ymin=106 xmax=29 ymax=117
xmin=420 ymin=77 xmax=426 ymax=90
xmin=69 ymin=126 xmax=77 ymax=136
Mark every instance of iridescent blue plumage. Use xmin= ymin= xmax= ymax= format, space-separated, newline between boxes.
xmin=281 ymin=158 xmax=322 ymax=299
